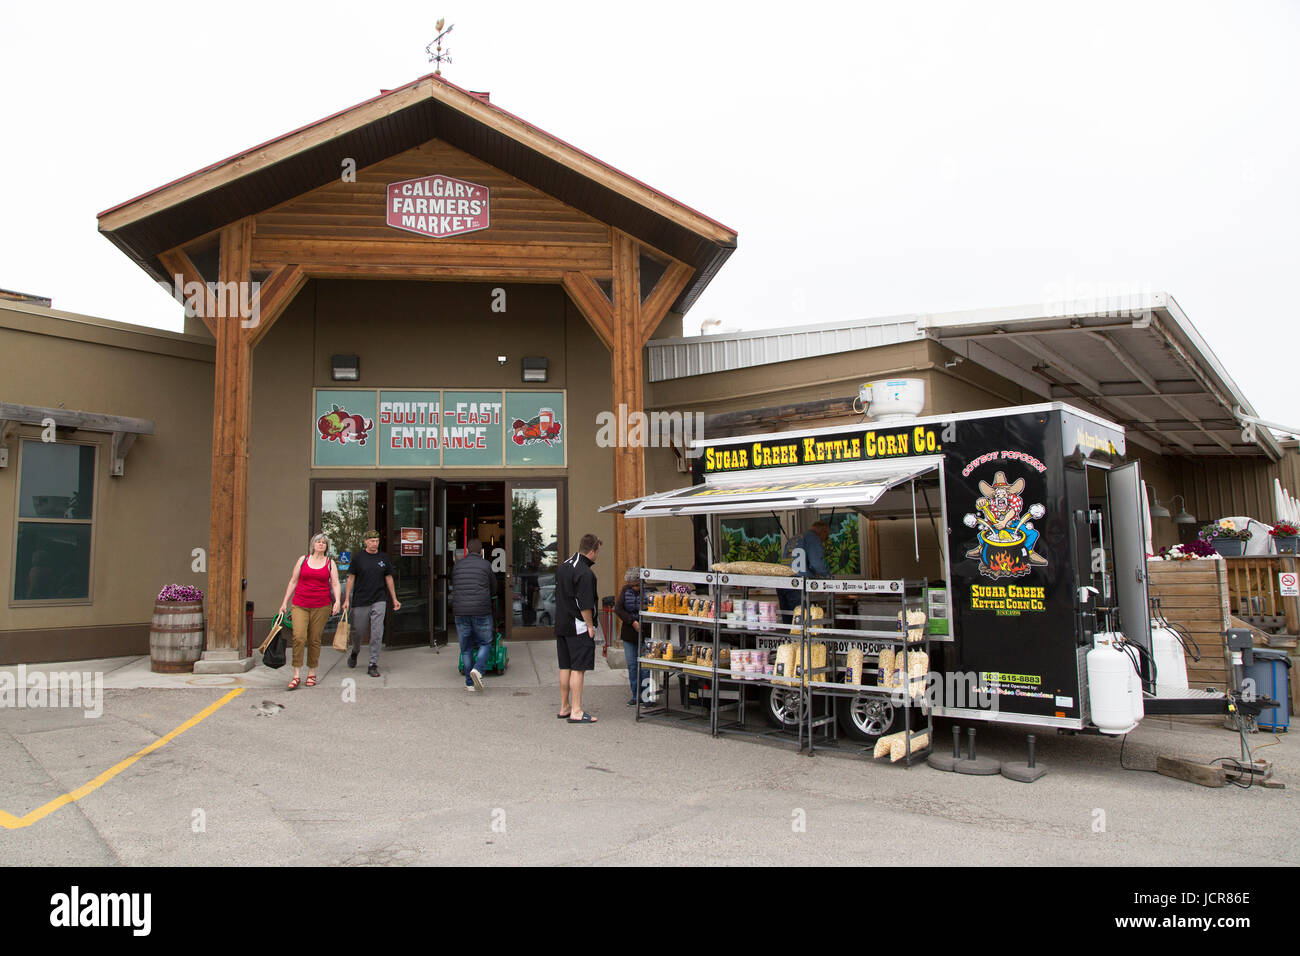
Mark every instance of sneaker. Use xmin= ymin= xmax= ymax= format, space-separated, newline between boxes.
xmin=367 ymin=663 xmax=380 ymax=678
xmin=465 ymin=684 xmax=476 ymax=692
xmin=470 ymin=668 xmax=484 ymax=692
xmin=347 ymin=649 xmax=358 ymax=668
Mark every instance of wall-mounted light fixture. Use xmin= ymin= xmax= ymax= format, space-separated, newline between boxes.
xmin=1149 ymin=493 xmax=1171 ymax=519
xmin=497 ymin=355 xmax=508 ymax=366
xmin=1169 ymin=494 xmax=1196 ymax=525
xmin=331 ymin=354 xmax=360 ymax=381
xmin=521 ymin=356 xmax=548 ymax=383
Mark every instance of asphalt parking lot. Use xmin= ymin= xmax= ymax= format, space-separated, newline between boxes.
xmin=2 ymin=644 xmax=1296 ymax=866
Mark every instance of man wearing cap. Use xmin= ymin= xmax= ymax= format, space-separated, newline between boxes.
xmin=343 ymin=530 xmax=401 ymax=677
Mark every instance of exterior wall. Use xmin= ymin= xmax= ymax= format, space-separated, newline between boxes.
xmin=0 ymin=303 xmax=214 ymax=663
xmin=243 ymin=278 xmax=618 ymax=617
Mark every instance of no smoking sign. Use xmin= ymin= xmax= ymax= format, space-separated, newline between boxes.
xmin=1281 ymin=572 xmax=1298 ymax=598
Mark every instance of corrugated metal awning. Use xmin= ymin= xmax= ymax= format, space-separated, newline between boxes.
xmin=601 ymin=460 xmax=939 ymax=517
xmin=918 ymin=294 xmax=1280 ymax=460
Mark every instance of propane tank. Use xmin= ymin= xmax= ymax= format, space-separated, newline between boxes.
xmin=1088 ymin=637 xmax=1136 ymax=734
xmin=1151 ymin=624 xmax=1189 ymax=693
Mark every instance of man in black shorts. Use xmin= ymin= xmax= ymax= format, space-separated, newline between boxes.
xmin=555 ymin=533 xmax=601 ymax=723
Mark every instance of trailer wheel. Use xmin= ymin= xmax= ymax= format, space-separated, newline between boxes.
xmin=762 ymin=686 xmax=806 ymax=730
xmin=837 ymin=695 xmax=901 ymax=742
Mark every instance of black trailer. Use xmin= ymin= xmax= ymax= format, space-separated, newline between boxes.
xmin=606 ymin=402 xmax=1227 ymax=738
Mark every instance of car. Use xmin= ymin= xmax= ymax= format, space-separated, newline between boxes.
xmin=536 ymin=585 xmax=556 ymax=626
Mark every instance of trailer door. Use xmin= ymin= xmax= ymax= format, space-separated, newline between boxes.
xmin=1106 ymin=462 xmax=1151 ymax=659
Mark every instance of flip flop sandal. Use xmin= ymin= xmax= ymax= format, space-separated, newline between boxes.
xmin=305 ymin=675 xmax=317 ymax=687
xmin=556 ymin=712 xmax=572 ymax=719
xmin=567 ymin=712 xmax=597 ymax=723
xmin=287 ymin=677 xmax=301 ymax=691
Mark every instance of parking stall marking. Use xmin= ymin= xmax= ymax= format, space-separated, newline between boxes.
xmin=0 ymin=688 xmax=245 ymax=830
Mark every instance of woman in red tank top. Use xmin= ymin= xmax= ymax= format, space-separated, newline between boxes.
xmin=277 ymin=532 xmax=341 ymax=690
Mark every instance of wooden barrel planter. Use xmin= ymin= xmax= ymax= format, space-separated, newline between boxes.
xmin=150 ymin=601 xmax=206 ymax=673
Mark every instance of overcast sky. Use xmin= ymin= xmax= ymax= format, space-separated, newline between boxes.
xmin=3 ymin=0 xmax=1297 ymax=426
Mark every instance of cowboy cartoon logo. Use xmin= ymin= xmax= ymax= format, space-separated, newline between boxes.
xmin=961 ymin=470 xmax=1047 ymax=579
xmin=317 ymin=404 xmax=374 ymax=445
xmin=511 ymin=407 xmax=562 ymax=446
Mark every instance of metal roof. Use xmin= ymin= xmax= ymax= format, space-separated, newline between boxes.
xmin=917 ymin=293 xmax=1279 ymax=460
xmin=647 ymin=315 xmax=920 ymax=381
xmin=647 ymin=293 xmax=1277 ymax=460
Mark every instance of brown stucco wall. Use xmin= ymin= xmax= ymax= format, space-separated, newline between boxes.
xmin=0 ymin=303 xmax=214 ymax=663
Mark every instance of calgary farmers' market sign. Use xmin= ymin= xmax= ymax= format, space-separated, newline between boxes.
xmin=386 ymin=174 xmax=489 ymax=238
xmin=313 ymin=389 xmax=564 ymax=468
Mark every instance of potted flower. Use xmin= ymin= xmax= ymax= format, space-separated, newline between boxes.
xmin=1158 ymin=539 xmax=1217 ymax=561
xmin=1270 ymin=520 xmax=1300 ymax=555
xmin=150 ymin=584 xmax=206 ymax=673
xmin=1199 ymin=519 xmax=1252 ymax=557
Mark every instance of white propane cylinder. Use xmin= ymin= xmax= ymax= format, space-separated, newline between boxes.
xmin=863 ymin=379 xmax=925 ymax=422
xmin=1152 ymin=625 xmax=1189 ymax=693
xmin=1087 ymin=639 xmax=1136 ymax=734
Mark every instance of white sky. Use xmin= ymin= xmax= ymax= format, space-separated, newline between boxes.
xmin=3 ymin=0 xmax=1297 ymax=427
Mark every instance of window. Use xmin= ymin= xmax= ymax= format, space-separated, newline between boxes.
xmin=13 ymin=440 xmax=95 ymax=602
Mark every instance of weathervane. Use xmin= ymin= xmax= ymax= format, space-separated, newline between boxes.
xmin=426 ymin=18 xmax=454 ymax=76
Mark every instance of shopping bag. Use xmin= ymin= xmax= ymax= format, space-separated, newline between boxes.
xmin=332 ymin=612 xmax=351 ymax=652
xmin=262 ymin=632 xmax=287 ymax=669
xmin=258 ymin=611 xmax=288 ymax=654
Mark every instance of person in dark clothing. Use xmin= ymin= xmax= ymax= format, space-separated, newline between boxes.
xmin=451 ymin=538 xmax=497 ymax=691
xmin=614 ymin=567 xmax=645 ymax=706
xmin=555 ymin=533 xmax=601 ymax=723
xmin=343 ymin=530 xmax=401 ymax=677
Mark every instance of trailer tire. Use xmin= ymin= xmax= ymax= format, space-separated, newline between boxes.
xmin=762 ymin=686 xmax=806 ymax=730
xmin=837 ymin=695 xmax=902 ymax=742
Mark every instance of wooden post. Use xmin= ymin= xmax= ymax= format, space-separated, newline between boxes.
xmin=206 ymin=219 xmax=254 ymax=656
xmin=610 ymin=230 xmax=645 ymax=589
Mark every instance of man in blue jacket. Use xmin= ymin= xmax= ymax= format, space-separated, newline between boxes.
xmin=451 ymin=539 xmax=497 ymax=691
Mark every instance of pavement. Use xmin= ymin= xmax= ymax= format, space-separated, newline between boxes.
xmin=1 ymin=643 xmax=1297 ymax=866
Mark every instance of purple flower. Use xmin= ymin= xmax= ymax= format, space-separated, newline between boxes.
xmin=157 ymin=583 xmax=205 ymax=603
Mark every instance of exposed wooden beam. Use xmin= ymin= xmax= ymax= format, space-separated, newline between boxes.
xmin=610 ymin=230 xmax=646 ymax=591
xmin=157 ymin=247 xmax=217 ymax=337
xmin=247 ymin=264 xmax=308 ymax=348
xmin=0 ymin=403 xmax=156 ymax=435
xmin=252 ymin=237 xmax=612 ymax=275
xmin=561 ymin=271 xmax=614 ymax=350
xmin=208 ymin=218 xmax=255 ymax=654
xmin=638 ymin=258 xmax=693 ymax=346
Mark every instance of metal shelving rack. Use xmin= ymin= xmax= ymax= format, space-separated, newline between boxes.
xmin=799 ymin=577 xmax=934 ymax=766
xmin=634 ymin=568 xmax=933 ymax=766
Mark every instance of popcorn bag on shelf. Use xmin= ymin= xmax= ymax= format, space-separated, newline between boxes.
xmin=897 ymin=608 xmax=927 ymax=643
xmin=773 ymin=642 xmax=800 ymax=686
xmin=877 ymin=648 xmax=896 ymax=688
xmin=844 ymin=648 xmax=864 ymax=686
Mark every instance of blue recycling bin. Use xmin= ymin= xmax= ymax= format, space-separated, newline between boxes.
xmin=1245 ymin=648 xmax=1292 ymax=732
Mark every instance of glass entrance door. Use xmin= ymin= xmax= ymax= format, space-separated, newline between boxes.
xmin=386 ymin=480 xmax=432 ymax=646
xmin=506 ymin=481 xmax=564 ymax=639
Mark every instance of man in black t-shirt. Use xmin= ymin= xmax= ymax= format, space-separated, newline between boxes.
xmin=343 ymin=530 xmax=402 ymax=677
xmin=555 ymin=533 xmax=601 ymax=723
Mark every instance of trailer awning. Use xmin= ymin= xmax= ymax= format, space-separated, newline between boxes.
xmin=602 ymin=459 xmax=941 ymax=517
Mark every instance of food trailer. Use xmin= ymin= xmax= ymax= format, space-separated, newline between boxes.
xmin=604 ymin=399 xmax=1228 ymax=760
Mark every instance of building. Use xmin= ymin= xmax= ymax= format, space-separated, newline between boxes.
xmin=3 ymin=76 xmax=1296 ymax=665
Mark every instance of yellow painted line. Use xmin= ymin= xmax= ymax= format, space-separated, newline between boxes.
xmin=0 ymin=687 xmax=246 ymax=830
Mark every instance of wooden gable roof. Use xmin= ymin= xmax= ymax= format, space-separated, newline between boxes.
xmin=97 ymin=74 xmax=736 ymax=314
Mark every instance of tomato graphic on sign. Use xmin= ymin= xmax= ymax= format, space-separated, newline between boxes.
xmin=511 ymin=407 xmax=562 ymax=446
xmin=317 ymin=404 xmax=375 ymax=445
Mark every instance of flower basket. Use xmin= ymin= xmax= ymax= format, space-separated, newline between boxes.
xmin=1210 ymin=538 xmax=1245 ymax=558
xmin=1274 ymin=535 xmax=1300 ymax=555
xmin=150 ymin=584 xmax=206 ymax=673
xmin=1270 ymin=521 xmax=1299 ymax=554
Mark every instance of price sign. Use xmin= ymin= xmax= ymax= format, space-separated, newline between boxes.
xmin=400 ymin=527 xmax=424 ymax=557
